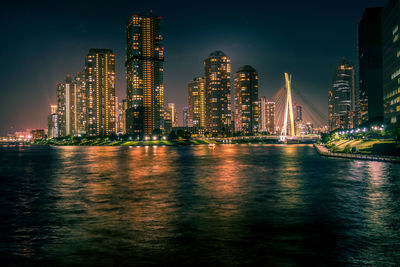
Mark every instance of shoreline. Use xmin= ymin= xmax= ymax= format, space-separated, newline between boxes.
xmin=314 ymin=144 xmax=400 ymax=164
xmin=31 ymin=138 xmax=315 ymax=147
xmin=3 ymin=140 xmax=316 ymax=147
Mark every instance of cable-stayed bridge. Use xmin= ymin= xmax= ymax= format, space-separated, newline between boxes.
xmin=272 ymin=72 xmax=326 ymax=142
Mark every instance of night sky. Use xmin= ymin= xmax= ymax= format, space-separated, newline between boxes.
xmin=0 ymin=0 xmax=387 ymax=135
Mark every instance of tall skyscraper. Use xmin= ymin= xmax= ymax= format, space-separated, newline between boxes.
xmin=358 ymin=7 xmax=384 ymax=125
xmin=234 ymin=65 xmax=259 ymax=134
xmin=382 ymin=0 xmax=400 ymax=124
xmin=259 ymin=97 xmax=275 ymax=133
xmin=48 ymin=105 xmax=58 ymax=139
xmin=266 ymin=101 xmax=275 ymax=134
xmin=126 ymin=12 xmax=164 ymax=136
xmin=85 ymin=49 xmax=116 ymax=136
xmin=165 ymin=103 xmax=177 ymax=127
xmin=164 ymin=103 xmax=177 ymax=134
xmin=56 ymin=75 xmax=74 ymax=137
xmin=295 ymin=104 xmax=303 ymax=122
xmin=116 ymin=99 xmax=127 ymax=134
xmin=329 ymin=59 xmax=356 ymax=130
xmin=188 ymin=77 xmax=206 ymax=128
xmin=73 ymin=71 xmax=87 ymax=135
xmin=204 ymin=51 xmax=232 ymax=135
xmin=328 ymin=90 xmax=334 ymax=129
xmin=183 ymin=107 xmax=189 ymax=127
xmin=295 ymin=104 xmax=306 ymax=136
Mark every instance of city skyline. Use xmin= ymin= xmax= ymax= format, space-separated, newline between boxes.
xmin=0 ymin=0 xmax=387 ymax=135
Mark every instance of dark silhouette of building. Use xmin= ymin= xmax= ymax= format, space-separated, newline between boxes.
xmin=382 ymin=0 xmax=400 ymax=124
xmin=358 ymin=7 xmax=383 ymax=125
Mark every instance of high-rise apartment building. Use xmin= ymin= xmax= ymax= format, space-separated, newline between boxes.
xmin=295 ymin=104 xmax=303 ymax=122
xmin=126 ymin=12 xmax=164 ymax=136
xmin=204 ymin=51 xmax=232 ymax=135
xmin=48 ymin=105 xmax=58 ymax=139
xmin=116 ymin=99 xmax=127 ymax=134
xmin=165 ymin=103 xmax=177 ymax=127
xmin=358 ymin=7 xmax=384 ymax=125
xmin=85 ymin=49 xmax=116 ymax=136
xmin=73 ymin=71 xmax=87 ymax=135
xmin=259 ymin=97 xmax=275 ymax=133
xmin=164 ymin=103 xmax=177 ymax=134
xmin=234 ymin=65 xmax=259 ymax=134
xmin=329 ymin=59 xmax=356 ymax=130
xmin=328 ymin=90 xmax=334 ymax=129
xmin=183 ymin=107 xmax=189 ymax=127
xmin=56 ymin=76 xmax=74 ymax=137
xmin=56 ymin=72 xmax=88 ymax=137
xmin=266 ymin=101 xmax=275 ymax=134
xmin=382 ymin=0 xmax=400 ymax=124
xmin=188 ymin=77 xmax=206 ymax=128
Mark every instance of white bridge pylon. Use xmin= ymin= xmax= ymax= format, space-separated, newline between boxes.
xmin=280 ymin=72 xmax=296 ymax=141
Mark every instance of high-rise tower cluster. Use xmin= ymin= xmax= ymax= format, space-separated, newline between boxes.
xmin=51 ymin=49 xmax=117 ymax=138
xmin=329 ymin=1 xmax=400 ymax=131
xmin=186 ymin=51 xmax=270 ymax=137
xmin=49 ymin=11 xmax=165 ymax=139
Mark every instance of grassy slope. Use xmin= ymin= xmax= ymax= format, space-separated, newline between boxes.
xmin=331 ymin=139 xmax=395 ymax=152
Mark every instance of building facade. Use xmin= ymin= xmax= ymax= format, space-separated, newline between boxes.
xmin=358 ymin=7 xmax=384 ymax=125
xmin=31 ymin=129 xmax=46 ymax=140
xmin=259 ymin=97 xmax=275 ymax=134
xmin=116 ymin=99 xmax=127 ymax=134
xmin=234 ymin=65 xmax=259 ymax=135
xmin=73 ymin=71 xmax=87 ymax=135
xmin=329 ymin=59 xmax=356 ymax=130
xmin=382 ymin=0 xmax=400 ymax=124
xmin=56 ymin=76 xmax=74 ymax=137
xmin=48 ymin=105 xmax=58 ymax=139
xmin=204 ymin=51 xmax=232 ymax=135
xmin=183 ymin=107 xmax=189 ymax=127
xmin=165 ymin=103 xmax=177 ymax=126
xmin=188 ymin=77 xmax=206 ymax=128
xmin=126 ymin=12 xmax=164 ymax=136
xmin=85 ymin=49 xmax=116 ymax=136
xmin=295 ymin=104 xmax=303 ymax=122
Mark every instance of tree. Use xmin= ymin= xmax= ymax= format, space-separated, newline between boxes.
xmin=343 ymin=144 xmax=351 ymax=153
xmin=177 ymin=129 xmax=184 ymax=138
xmin=168 ymin=131 xmax=178 ymax=141
xmin=183 ymin=130 xmax=191 ymax=140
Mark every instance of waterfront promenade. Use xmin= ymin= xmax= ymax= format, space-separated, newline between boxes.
xmin=314 ymin=144 xmax=400 ymax=163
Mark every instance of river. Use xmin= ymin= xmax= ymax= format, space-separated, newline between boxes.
xmin=1 ymin=144 xmax=400 ymax=266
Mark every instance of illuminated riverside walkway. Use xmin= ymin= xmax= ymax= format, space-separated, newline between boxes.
xmin=314 ymin=144 xmax=400 ymax=163
xmin=211 ymin=135 xmax=320 ymax=142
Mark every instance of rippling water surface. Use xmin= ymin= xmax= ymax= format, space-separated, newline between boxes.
xmin=1 ymin=144 xmax=400 ymax=266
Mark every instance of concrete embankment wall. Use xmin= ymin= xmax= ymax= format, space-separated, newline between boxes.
xmin=314 ymin=144 xmax=400 ymax=164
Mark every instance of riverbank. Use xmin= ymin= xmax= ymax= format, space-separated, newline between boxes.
xmin=33 ymin=137 xmax=296 ymax=146
xmin=314 ymin=144 xmax=400 ymax=163
xmin=33 ymin=138 xmax=217 ymax=146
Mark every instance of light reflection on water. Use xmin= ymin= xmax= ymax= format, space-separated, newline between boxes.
xmin=1 ymin=144 xmax=400 ymax=266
